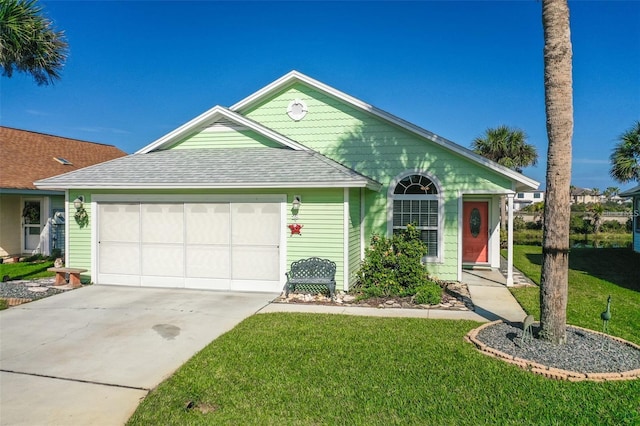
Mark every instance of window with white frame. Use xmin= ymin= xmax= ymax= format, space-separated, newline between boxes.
xmin=392 ymin=174 xmax=440 ymax=258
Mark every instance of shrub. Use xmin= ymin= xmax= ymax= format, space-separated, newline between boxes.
xmin=413 ymin=281 xmax=442 ymax=305
xmin=512 ymin=216 xmax=527 ymax=231
xmin=0 ymin=299 xmax=8 ymax=311
xmin=356 ymin=224 xmax=431 ymax=297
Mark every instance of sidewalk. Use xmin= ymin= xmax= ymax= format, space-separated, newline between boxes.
xmin=259 ymin=267 xmax=529 ymax=323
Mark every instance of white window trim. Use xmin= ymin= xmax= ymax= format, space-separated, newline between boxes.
xmin=387 ymin=171 xmax=444 ymax=263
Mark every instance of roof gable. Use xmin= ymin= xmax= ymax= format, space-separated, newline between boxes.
xmin=137 ymin=106 xmax=308 ymax=153
xmin=231 ymin=71 xmax=539 ymax=192
xmin=0 ymin=126 xmax=126 ymax=190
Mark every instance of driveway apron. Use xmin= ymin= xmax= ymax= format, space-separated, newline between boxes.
xmin=0 ymin=285 xmax=277 ymax=426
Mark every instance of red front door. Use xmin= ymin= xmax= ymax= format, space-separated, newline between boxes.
xmin=463 ymin=201 xmax=488 ymax=263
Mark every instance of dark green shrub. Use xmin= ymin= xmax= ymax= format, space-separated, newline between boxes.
xmin=512 ymin=216 xmax=526 ymax=231
xmin=0 ymin=299 xmax=8 ymax=310
xmin=356 ymin=224 xmax=430 ymax=297
xmin=413 ymin=281 xmax=442 ymax=305
xmin=600 ymin=220 xmax=622 ymax=233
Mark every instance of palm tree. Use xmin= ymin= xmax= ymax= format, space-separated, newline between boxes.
xmin=603 ymin=186 xmax=619 ymax=201
xmin=609 ymin=121 xmax=640 ymax=184
xmin=0 ymin=0 xmax=68 ymax=85
xmin=471 ymin=125 xmax=538 ymax=173
xmin=539 ymin=0 xmax=573 ymax=345
xmin=472 ymin=125 xmax=539 ymax=229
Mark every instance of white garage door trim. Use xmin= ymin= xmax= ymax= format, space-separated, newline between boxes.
xmin=91 ymin=194 xmax=286 ymax=292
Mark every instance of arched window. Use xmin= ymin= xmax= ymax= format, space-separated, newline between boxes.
xmin=391 ymin=174 xmax=440 ymax=259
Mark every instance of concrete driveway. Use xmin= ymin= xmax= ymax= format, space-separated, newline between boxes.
xmin=0 ymin=285 xmax=277 ymax=426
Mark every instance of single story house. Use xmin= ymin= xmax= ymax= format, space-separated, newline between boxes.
xmin=35 ymin=71 xmax=539 ymax=292
xmin=619 ymin=185 xmax=640 ymax=253
xmin=0 ymin=127 xmax=126 ymax=258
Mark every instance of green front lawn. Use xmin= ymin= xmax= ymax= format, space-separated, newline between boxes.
xmin=129 ymin=246 xmax=640 ymax=425
xmin=508 ymin=246 xmax=640 ymax=344
xmin=0 ymin=260 xmax=54 ymax=281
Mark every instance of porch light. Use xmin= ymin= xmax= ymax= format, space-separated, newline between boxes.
xmin=73 ymin=196 xmax=84 ymax=210
xmin=291 ymin=195 xmax=302 ymax=220
xmin=292 ymin=195 xmax=301 ymax=211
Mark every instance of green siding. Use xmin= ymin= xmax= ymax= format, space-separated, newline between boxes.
xmin=286 ymin=189 xmax=345 ymax=291
xmin=67 ymin=190 xmax=92 ymax=279
xmin=168 ymin=128 xmax=282 ymax=149
xmin=348 ymin=188 xmax=362 ymax=289
xmin=242 ymin=83 xmax=513 ymax=279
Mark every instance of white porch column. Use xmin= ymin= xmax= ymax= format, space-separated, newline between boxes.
xmin=506 ymin=193 xmax=515 ymax=286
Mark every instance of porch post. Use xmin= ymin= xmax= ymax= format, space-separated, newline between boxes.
xmin=506 ymin=193 xmax=515 ymax=286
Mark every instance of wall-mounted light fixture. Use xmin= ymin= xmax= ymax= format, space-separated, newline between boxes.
xmin=292 ymin=195 xmax=301 ymax=211
xmin=73 ymin=195 xmax=84 ymax=210
xmin=291 ymin=195 xmax=301 ymax=220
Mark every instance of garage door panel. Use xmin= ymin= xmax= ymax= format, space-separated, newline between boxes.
xmin=141 ymin=244 xmax=184 ymax=277
xmin=186 ymin=245 xmax=230 ymax=279
xmin=142 ymin=204 xmax=184 ymax=243
xmin=186 ymin=203 xmax=229 ymax=244
xmin=232 ymin=246 xmax=279 ymax=281
xmin=99 ymin=204 xmax=139 ymax=242
xmin=99 ymin=242 xmax=140 ymax=275
xmin=232 ymin=203 xmax=280 ymax=245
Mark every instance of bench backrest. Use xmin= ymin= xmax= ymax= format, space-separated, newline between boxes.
xmin=289 ymin=257 xmax=336 ymax=280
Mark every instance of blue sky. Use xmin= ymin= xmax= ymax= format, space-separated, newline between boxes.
xmin=2 ymin=1 xmax=639 ymax=192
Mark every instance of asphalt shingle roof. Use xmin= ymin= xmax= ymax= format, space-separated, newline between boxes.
xmin=35 ymin=147 xmax=381 ymax=190
xmin=1 ymin=126 xmax=127 ymax=190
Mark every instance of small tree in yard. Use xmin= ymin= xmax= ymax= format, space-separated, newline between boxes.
xmin=356 ymin=224 xmax=441 ymax=305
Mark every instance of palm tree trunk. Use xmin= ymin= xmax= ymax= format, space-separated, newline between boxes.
xmin=540 ymin=0 xmax=573 ymax=345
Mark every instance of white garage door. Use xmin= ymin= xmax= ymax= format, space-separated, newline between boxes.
xmin=97 ymin=201 xmax=282 ymax=292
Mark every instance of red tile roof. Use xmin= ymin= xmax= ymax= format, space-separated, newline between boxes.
xmin=0 ymin=126 xmax=127 ymax=190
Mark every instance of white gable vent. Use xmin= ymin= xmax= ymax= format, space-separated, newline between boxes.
xmin=204 ymin=118 xmax=248 ymax=132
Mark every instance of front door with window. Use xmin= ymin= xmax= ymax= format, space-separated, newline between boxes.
xmin=22 ymin=199 xmax=42 ymax=252
xmin=462 ymin=201 xmax=488 ymax=263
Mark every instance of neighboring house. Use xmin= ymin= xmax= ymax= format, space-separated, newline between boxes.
xmin=0 ymin=127 xmax=126 ymax=258
xmin=513 ymin=190 xmax=545 ymax=211
xmin=570 ymin=187 xmax=603 ymax=204
xmin=619 ymin=185 xmax=640 ymax=253
xmin=35 ymin=71 xmax=539 ymax=292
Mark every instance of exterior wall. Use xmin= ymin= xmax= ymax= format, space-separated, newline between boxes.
xmin=241 ymin=83 xmax=513 ymax=279
xmin=0 ymin=193 xmax=63 ymax=257
xmin=168 ymin=128 xmax=282 ymax=150
xmin=0 ymin=194 xmax=21 ymax=256
xmin=67 ymin=188 xmax=348 ymax=289
xmin=347 ymin=187 xmax=362 ymax=290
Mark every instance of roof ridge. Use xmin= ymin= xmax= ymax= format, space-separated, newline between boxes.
xmin=0 ymin=126 xmax=121 ymax=148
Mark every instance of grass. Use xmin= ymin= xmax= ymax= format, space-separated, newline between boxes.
xmin=129 ymin=246 xmax=640 ymax=425
xmin=507 ymin=246 xmax=640 ymax=344
xmin=0 ymin=259 xmax=54 ymax=280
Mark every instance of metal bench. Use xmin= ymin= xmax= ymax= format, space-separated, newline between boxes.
xmin=47 ymin=267 xmax=87 ymax=288
xmin=285 ymin=257 xmax=336 ymax=299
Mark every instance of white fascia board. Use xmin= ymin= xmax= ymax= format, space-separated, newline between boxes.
xmin=136 ymin=106 xmax=307 ymax=154
xmin=620 ymin=184 xmax=640 ymax=197
xmin=34 ymin=181 xmax=380 ymax=191
xmin=231 ymin=71 xmax=540 ymax=191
